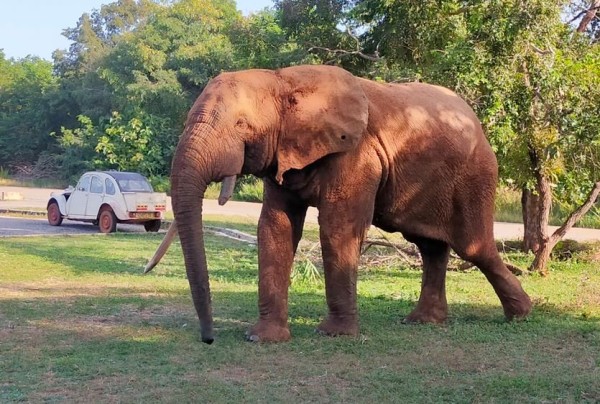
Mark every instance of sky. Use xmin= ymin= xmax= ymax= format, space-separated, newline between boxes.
xmin=0 ymin=0 xmax=274 ymax=61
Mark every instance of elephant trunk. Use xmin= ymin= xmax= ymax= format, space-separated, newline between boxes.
xmin=144 ymin=174 xmax=235 ymax=275
xmin=171 ymin=122 xmax=243 ymax=345
xmin=175 ymin=181 xmax=214 ymax=344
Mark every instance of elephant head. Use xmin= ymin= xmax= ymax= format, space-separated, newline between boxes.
xmin=157 ymin=65 xmax=369 ymax=343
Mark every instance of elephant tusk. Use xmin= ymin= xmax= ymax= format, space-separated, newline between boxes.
xmin=144 ymin=220 xmax=178 ymax=273
xmin=218 ymin=175 xmax=237 ymax=206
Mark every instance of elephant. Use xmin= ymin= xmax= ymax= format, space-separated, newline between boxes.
xmin=145 ymin=64 xmax=532 ymax=344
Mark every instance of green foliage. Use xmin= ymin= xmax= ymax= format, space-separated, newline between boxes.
xmin=55 ymin=110 xmax=176 ymax=180
xmin=0 ymin=54 xmax=61 ymax=167
xmin=46 ymin=0 xmax=274 ymax=183
xmin=95 ymin=111 xmax=175 ymax=176
xmin=54 ymin=115 xmax=99 ymax=181
xmin=148 ymin=174 xmax=171 ymax=193
xmin=235 ymin=178 xmax=264 ymax=202
xmin=231 ymin=9 xmax=300 ymax=69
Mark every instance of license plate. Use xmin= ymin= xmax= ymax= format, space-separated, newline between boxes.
xmin=136 ymin=212 xmax=155 ymax=219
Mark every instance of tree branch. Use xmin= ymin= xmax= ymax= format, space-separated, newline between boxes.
xmin=308 ymin=26 xmax=381 ymax=63
xmin=576 ymin=1 xmax=600 ymax=32
xmin=308 ymin=46 xmax=382 ymax=62
xmin=549 ymin=181 xmax=600 ymax=245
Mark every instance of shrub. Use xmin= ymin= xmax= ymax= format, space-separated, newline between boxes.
xmin=235 ymin=179 xmax=263 ymax=202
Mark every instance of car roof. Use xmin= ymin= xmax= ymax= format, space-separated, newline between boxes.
xmin=83 ymin=171 xmax=149 ymax=182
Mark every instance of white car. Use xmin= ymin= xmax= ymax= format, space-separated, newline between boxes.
xmin=47 ymin=171 xmax=167 ymax=233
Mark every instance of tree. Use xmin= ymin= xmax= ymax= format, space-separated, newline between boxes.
xmin=0 ymin=54 xmax=60 ymax=169
xmin=273 ymin=0 xmax=378 ymax=71
xmin=230 ymin=9 xmax=298 ymax=69
xmin=53 ymin=0 xmax=245 ymax=179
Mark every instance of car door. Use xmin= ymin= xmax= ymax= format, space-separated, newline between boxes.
xmin=85 ymin=175 xmax=105 ymax=218
xmin=66 ymin=175 xmax=91 ymax=217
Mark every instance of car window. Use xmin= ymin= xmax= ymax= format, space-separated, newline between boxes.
xmin=90 ymin=176 xmax=104 ymax=194
xmin=77 ymin=176 xmax=91 ymax=192
xmin=118 ymin=179 xmax=153 ymax=192
xmin=105 ymin=178 xmax=116 ymax=195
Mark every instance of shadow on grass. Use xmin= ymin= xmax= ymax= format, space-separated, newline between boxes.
xmin=2 ymin=286 xmax=597 ymax=345
xmin=1 ymin=233 xmax=260 ymax=281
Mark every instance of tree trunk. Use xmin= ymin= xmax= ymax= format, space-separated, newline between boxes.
xmin=522 ymin=189 xmax=540 ymax=253
xmin=530 ymin=237 xmax=554 ymax=276
xmin=521 ymin=174 xmax=552 ymax=255
xmin=519 ymin=164 xmax=556 ymax=274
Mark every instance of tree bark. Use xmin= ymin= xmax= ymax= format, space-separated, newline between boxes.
xmin=577 ymin=0 xmax=600 ymax=33
xmin=522 ymin=188 xmax=541 ymax=253
xmin=529 ymin=181 xmax=600 ymax=275
xmin=522 ymin=172 xmax=552 ymax=255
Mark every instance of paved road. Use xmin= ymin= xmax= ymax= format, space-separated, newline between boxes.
xmin=0 ymin=216 xmax=152 ymax=237
xmin=2 ymin=185 xmax=600 ymax=241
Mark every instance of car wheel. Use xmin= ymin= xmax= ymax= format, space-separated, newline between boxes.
xmin=144 ymin=219 xmax=162 ymax=232
xmin=47 ymin=202 xmax=63 ymax=226
xmin=98 ymin=207 xmax=117 ymax=233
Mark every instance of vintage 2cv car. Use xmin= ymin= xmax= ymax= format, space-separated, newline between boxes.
xmin=47 ymin=171 xmax=167 ymax=233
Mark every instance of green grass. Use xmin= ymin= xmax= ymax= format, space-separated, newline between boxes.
xmin=1 ymin=215 xmax=599 ymax=402
xmin=0 ymin=177 xmax=67 ymax=189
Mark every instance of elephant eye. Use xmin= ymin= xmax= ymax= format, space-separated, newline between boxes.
xmin=235 ymin=118 xmax=253 ymax=133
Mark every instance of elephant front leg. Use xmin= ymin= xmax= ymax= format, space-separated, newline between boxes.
xmin=317 ymin=208 xmax=372 ymax=337
xmin=247 ymin=180 xmax=307 ymax=342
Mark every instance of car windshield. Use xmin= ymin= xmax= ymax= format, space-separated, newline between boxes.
xmin=105 ymin=172 xmax=154 ymax=193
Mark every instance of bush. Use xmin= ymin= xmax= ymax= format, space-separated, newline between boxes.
xmin=236 ymin=180 xmax=263 ymax=202
xmin=148 ymin=175 xmax=170 ymax=193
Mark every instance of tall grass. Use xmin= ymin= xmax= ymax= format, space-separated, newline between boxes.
xmin=495 ymin=187 xmax=600 ymax=229
xmin=0 ymin=166 xmax=10 ymax=180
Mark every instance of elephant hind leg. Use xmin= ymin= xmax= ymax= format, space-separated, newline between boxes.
xmin=452 ymin=228 xmax=532 ymax=320
xmin=403 ymin=236 xmax=450 ymax=324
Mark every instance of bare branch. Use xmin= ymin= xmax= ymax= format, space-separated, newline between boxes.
xmin=308 ymin=45 xmax=382 ymax=62
xmin=307 ymin=25 xmax=381 ymax=63
xmin=549 ymin=181 xmax=600 ymax=245
xmin=530 ymin=43 xmax=552 ymax=55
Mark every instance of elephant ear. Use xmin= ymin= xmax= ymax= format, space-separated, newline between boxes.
xmin=275 ymin=65 xmax=369 ymax=183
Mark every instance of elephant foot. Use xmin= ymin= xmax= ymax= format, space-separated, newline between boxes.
xmin=316 ymin=315 xmax=359 ymax=337
xmin=246 ymin=321 xmax=291 ymax=343
xmin=402 ymin=305 xmax=447 ymax=324
xmin=501 ymin=294 xmax=532 ymax=321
